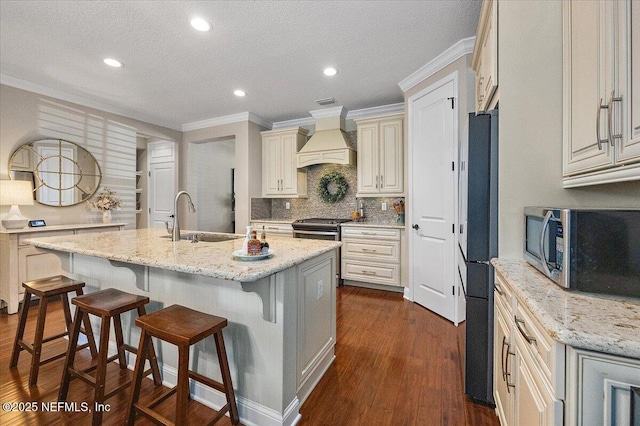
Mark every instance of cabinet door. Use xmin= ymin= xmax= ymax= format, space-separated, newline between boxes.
xmin=262 ymin=135 xmax=281 ymax=196
xmin=494 ymin=302 xmax=514 ymax=426
xmin=617 ymin=0 xmax=640 ymax=163
xmin=357 ymin=122 xmax=380 ymax=195
xmin=514 ymin=340 xmax=556 ymax=426
xmin=571 ymin=349 xmax=640 ymax=426
xmin=378 ymin=118 xmax=404 ymax=194
xmin=279 ymin=133 xmax=298 ymax=195
xmin=563 ymin=0 xmax=615 ymax=176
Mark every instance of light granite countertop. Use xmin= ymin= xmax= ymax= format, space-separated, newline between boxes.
xmin=25 ymin=228 xmax=340 ymax=282
xmin=1 ymin=222 xmax=127 ymax=234
xmin=492 ymin=258 xmax=640 ymax=359
xmin=250 ymin=219 xmax=294 ymax=224
xmin=341 ymin=221 xmax=405 ymax=229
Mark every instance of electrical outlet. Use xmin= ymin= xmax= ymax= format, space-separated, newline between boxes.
xmin=316 ymin=280 xmax=323 ymax=300
xmin=381 ymin=202 xmax=387 ymax=211
xmin=285 ymin=202 xmax=290 ymax=210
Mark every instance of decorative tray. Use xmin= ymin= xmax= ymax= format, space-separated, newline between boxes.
xmin=232 ymin=249 xmax=275 ymax=261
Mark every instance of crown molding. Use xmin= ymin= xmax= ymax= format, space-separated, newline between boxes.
xmin=182 ymin=112 xmax=272 ymax=132
xmin=271 ymin=117 xmax=315 ymax=130
xmin=346 ymin=103 xmax=405 ymax=120
xmin=309 ymin=106 xmax=347 ymax=119
xmin=398 ymin=36 xmax=476 ymax=93
xmin=0 ymin=74 xmax=183 ymax=131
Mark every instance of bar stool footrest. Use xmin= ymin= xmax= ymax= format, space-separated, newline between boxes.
xmin=188 ymin=370 xmax=226 ymax=394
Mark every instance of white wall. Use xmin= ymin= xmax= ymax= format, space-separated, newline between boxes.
xmin=0 ymin=84 xmax=181 ymax=228
xmin=188 ymin=138 xmax=235 ymax=232
xmin=498 ymin=1 xmax=640 ymax=258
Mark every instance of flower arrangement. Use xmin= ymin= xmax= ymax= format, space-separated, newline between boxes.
xmin=392 ymin=198 xmax=405 ymax=214
xmin=89 ymin=187 xmax=123 ymax=212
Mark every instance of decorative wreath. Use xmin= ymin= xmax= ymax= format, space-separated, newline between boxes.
xmin=317 ymin=171 xmax=348 ymax=203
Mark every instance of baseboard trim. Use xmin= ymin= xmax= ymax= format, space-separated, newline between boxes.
xmin=342 ymin=280 xmax=404 ymax=293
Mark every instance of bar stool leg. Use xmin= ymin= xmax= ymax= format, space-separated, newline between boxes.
xmin=76 ymin=288 xmax=98 ymax=357
xmin=175 ymin=344 xmax=190 ymax=426
xmin=215 ymin=331 xmax=240 ymax=425
xmin=9 ymin=292 xmax=32 ymax=368
xmin=137 ymin=305 xmax=162 ymax=386
xmin=59 ymin=306 xmax=84 ymax=401
xmin=113 ymin=314 xmax=128 ymax=369
xmin=125 ymin=329 xmax=151 ymax=426
xmin=29 ymin=296 xmax=50 ymax=387
xmin=92 ymin=315 xmax=112 ymax=426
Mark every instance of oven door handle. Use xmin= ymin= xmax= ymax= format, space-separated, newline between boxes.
xmin=293 ymin=230 xmax=339 ymax=237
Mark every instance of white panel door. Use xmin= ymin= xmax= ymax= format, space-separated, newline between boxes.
xmin=148 ymin=162 xmax=175 ymax=229
xmin=409 ymin=77 xmax=457 ymax=323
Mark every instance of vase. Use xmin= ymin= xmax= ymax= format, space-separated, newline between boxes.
xmin=102 ymin=210 xmax=112 ymax=224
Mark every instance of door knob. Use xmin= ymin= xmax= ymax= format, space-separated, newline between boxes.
xmin=412 ymin=224 xmax=419 ymax=230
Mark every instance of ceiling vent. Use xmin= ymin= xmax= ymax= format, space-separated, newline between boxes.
xmin=296 ymin=106 xmax=356 ymax=168
xmin=315 ymin=97 xmax=336 ymax=106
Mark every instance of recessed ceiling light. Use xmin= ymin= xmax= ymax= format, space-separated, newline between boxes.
xmin=103 ymin=58 xmax=122 ymax=68
xmin=323 ymin=67 xmax=338 ymax=76
xmin=234 ymin=90 xmax=246 ymax=97
xmin=190 ymin=17 xmax=211 ymax=32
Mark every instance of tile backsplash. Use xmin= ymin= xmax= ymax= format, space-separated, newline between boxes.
xmin=251 ymin=131 xmax=405 ymax=223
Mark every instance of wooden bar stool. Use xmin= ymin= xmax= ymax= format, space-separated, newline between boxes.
xmin=9 ymin=275 xmax=98 ymax=387
xmin=59 ymin=288 xmax=162 ymax=426
xmin=126 ymin=304 xmax=239 ymax=426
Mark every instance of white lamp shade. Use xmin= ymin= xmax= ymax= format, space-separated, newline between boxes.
xmin=0 ymin=180 xmax=34 ymax=206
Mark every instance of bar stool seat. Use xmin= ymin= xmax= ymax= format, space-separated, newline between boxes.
xmin=126 ymin=304 xmax=239 ymax=425
xmin=59 ymin=288 xmax=162 ymax=426
xmin=9 ymin=275 xmax=97 ymax=387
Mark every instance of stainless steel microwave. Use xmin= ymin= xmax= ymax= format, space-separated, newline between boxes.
xmin=524 ymin=207 xmax=640 ymax=297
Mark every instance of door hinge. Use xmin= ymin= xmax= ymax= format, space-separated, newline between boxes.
xmin=460 ymin=224 xmax=464 ymax=234
xmin=447 ymin=97 xmax=454 ymax=109
xmin=452 ymin=162 xmax=455 ymax=171
xmin=452 ymin=224 xmax=455 ymax=233
xmin=452 ymin=285 xmax=455 ymax=295
xmin=148 ymin=208 xmax=151 ymax=214
xmin=148 ymin=171 xmax=151 ymax=177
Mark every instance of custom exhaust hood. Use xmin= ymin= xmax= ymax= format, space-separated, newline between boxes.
xmin=296 ymin=106 xmax=356 ymax=168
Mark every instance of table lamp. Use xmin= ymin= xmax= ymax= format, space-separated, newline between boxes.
xmin=0 ymin=180 xmax=34 ymax=229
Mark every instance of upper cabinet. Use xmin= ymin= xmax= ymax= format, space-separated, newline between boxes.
xmin=472 ymin=0 xmax=499 ymax=113
xmin=355 ymin=114 xmax=404 ymax=197
xmin=563 ymin=0 xmax=640 ymax=187
xmin=261 ymin=127 xmax=308 ymax=198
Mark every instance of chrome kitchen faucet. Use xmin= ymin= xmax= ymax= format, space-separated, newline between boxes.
xmin=171 ymin=191 xmax=196 ymax=241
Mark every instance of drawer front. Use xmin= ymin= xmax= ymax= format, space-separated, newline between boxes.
xmin=342 ymin=238 xmax=400 ymax=263
xmin=341 ymin=259 xmax=400 ymax=286
xmin=251 ymin=222 xmax=293 ymax=237
xmin=18 ymin=230 xmax=73 ymax=246
xmin=515 ymin=302 xmax=559 ymax=394
xmin=494 ymin=273 xmax=514 ymax=316
xmin=341 ymin=226 xmax=400 ymax=240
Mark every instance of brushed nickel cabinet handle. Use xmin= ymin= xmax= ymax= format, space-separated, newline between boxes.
xmin=380 ymin=175 xmax=384 ymax=188
xmin=361 ymin=248 xmax=377 ymax=253
xmin=607 ymin=90 xmax=623 ymax=146
xmin=596 ymin=99 xmax=609 ymax=151
xmin=495 ymin=282 xmax=505 ymax=296
xmin=516 ymin=317 xmax=537 ymax=344
xmin=361 ymin=270 xmax=377 ymax=275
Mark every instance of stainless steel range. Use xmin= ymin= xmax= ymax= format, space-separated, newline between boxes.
xmin=292 ymin=218 xmax=352 ymax=286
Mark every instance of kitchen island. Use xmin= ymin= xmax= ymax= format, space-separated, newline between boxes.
xmin=26 ymin=228 xmax=340 ymax=426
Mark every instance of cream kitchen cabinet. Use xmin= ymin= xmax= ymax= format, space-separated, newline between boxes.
xmin=354 ymin=114 xmax=404 ymax=197
xmin=341 ymin=225 xmax=402 ymax=287
xmin=0 ymin=223 xmax=125 ymax=314
xmin=472 ymin=0 xmax=499 ymax=113
xmin=563 ymin=0 xmax=640 ymax=187
xmin=566 ymin=348 xmax=640 ymax=426
xmin=262 ymin=127 xmax=308 ymax=198
xmin=493 ymin=272 xmax=564 ymax=426
xmin=250 ymin=221 xmax=293 ymax=238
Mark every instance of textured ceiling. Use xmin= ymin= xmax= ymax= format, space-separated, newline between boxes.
xmin=0 ymin=1 xmax=481 ymax=130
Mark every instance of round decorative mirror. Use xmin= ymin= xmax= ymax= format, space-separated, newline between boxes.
xmin=8 ymin=139 xmax=102 ymax=207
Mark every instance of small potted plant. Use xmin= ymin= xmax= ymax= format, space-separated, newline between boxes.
xmin=89 ymin=187 xmax=123 ymax=223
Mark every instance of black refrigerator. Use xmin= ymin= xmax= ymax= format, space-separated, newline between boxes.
xmin=461 ymin=110 xmax=498 ymax=406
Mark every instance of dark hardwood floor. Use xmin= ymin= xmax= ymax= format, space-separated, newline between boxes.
xmin=1 ymin=286 xmax=498 ymax=425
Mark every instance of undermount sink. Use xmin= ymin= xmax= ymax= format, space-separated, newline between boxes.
xmin=160 ymin=233 xmax=242 ymax=243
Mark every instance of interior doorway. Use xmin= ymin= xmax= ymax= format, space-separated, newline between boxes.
xmin=188 ymin=138 xmax=236 ymax=233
